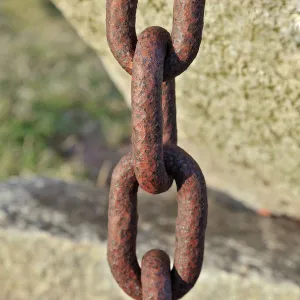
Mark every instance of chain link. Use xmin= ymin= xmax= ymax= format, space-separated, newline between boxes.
xmin=106 ymin=0 xmax=206 ymax=80
xmin=107 ymin=1 xmax=207 ymax=299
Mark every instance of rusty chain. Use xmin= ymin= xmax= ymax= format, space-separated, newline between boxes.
xmin=107 ymin=1 xmax=208 ymax=299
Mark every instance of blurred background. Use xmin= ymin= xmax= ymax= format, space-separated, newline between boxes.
xmin=0 ymin=0 xmax=130 ymax=184
xmin=1 ymin=1 xmax=300 ymax=300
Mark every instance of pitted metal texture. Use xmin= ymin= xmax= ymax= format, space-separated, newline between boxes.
xmin=107 ymin=145 xmax=207 ymax=299
xmin=106 ymin=1 xmax=207 ymax=299
xmin=106 ymin=0 xmax=206 ymax=80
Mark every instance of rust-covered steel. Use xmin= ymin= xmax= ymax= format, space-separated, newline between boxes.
xmin=132 ymin=27 xmax=174 ymax=194
xmin=141 ymin=250 xmax=172 ymax=300
xmin=106 ymin=0 xmax=206 ymax=80
xmin=106 ymin=0 xmax=207 ymax=299
xmin=108 ymin=145 xmax=207 ymax=299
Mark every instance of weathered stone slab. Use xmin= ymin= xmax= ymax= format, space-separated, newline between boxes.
xmin=50 ymin=0 xmax=300 ymax=218
xmin=1 ymin=177 xmax=299 ymax=299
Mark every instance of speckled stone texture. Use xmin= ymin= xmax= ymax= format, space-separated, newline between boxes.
xmin=0 ymin=177 xmax=300 ymax=299
xmin=51 ymin=0 xmax=300 ymax=218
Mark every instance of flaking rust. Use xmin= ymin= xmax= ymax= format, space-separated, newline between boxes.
xmin=106 ymin=0 xmax=206 ymax=80
xmin=142 ymin=250 xmax=172 ymax=300
xmin=106 ymin=0 xmax=207 ymax=299
xmin=132 ymin=27 xmax=173 ymax=194
xmin=107 ymin=145 xmax=207 ymax=299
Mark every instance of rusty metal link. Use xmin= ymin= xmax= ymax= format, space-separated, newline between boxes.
xmin=107 ymin=0 xmax=207 ymax=299
xmin=106 ymin=0 xmax=206 ymax=80
xmin=108 ymin=145 xmax=207 ymax=299
xmin=142 ymin=250 xmax=172 ymax=300
xmin=132 ymin=27 xmax=174 ymax=194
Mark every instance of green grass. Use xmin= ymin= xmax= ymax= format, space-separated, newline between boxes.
xmin=0 ymin=0 xmax=130 ymax=180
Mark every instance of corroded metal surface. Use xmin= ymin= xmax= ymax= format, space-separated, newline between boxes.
xmin=162 ymin=79 xmax=177 ymax=145
xmin=106 ymin=0 xmax=206 ymax=80
xmin=141 ymin=250 xmax=172 ymax=300
xmin=106 ymin=0 xmax=137 ymax=74
xmin=132 ymin=27 xmax=173 ymax=194
xmin=106 ymin=0 xmax=207 ymax=299
xmin=107 ymin=145 xmax=207 ymax=299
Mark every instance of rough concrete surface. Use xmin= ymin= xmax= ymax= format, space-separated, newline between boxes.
xmin=1 ymin=177 xmax=300 ymax=299
xmin=50 ymin=0 xmax=300 ymax=219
